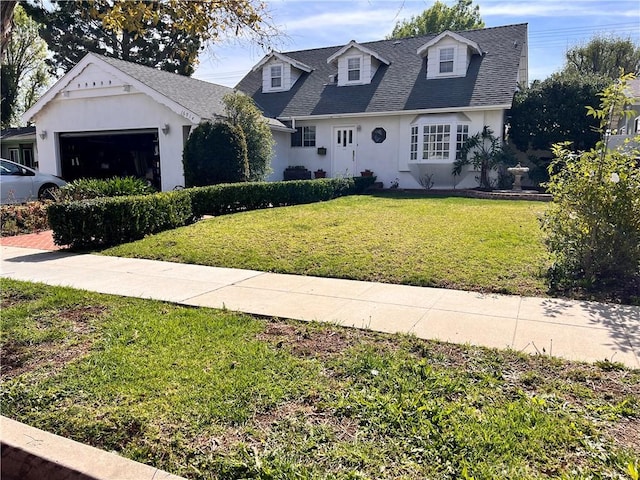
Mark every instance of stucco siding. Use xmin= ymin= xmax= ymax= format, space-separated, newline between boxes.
xmin=32 ymin=90 xmax=193 ymax=191
xmin=283 ymin=109 xmax=505 ymax=189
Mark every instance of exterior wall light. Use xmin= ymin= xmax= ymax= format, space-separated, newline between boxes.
xmin=161 ymin=124 xmax=170 ymax=135
xmin=39 ymin=130 xmax=47 ymax=140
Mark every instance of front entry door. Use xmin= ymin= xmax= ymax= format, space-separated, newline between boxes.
xmin=333 ymin=126 xmax=356 ymax=176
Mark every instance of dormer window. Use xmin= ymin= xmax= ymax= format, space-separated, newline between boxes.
xmin=417 ymin=30 xmax=482 ymax=80
xmin=327 ymin=41 xmax=390 ymax=87
xmin=439 ymin=48 xmax=455 ymax=74
xmin=347 ymin=57 xmax=361 ymax=82
xmin=270 ymin=65 xmax=283 ymax=89
xmin=253 ymin=52 xmax=313 ymax=93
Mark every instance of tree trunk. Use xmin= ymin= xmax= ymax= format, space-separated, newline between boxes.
xmin=1 ymin=0 xmax=18 ymax=59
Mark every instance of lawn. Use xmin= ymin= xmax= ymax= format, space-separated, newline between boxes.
xmin=1 ymin=279 xmax=638 ymax=479
xmin=104 ymin=195 xmax=550 ymax=296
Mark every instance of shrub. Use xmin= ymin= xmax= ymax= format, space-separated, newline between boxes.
xmin=223 ymin=92 xmax=274 ymax=181
xmin=188 ymin=177 xmax=356 ymax=217
xmin=183 ymin=121 xmax=249 ymax=187
xmin=542 ymin=74 xmax=640 ymax=299
xmin=48 ymin=190 xmax=193 ymax=249
xmin=0 ymin=201 xmax=50 ymax=236
xmin=59 ymin=176 xmax=155 ymax=201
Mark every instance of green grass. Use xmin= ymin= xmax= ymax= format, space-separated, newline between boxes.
xmin=104 ymin=195 xmax=549 ymax=296
xmin=2 ymin=279 xmax=638 ymax=479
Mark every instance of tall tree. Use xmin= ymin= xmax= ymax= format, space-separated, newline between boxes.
xmin=562 ymin=36 xmax=640 ymax=79
xmin=1 ymin=4 xmax=50 ymax=127
xmin=223 ymin=92 xmax=274 ymax=182
xmin=23 ymin=0 xmax=275 ymax=76
xmin=25 ymin=1 xmax=202 ymax=76
xmin=508 ymin=73 xmax=610 ymax=153
xmin=389 ymin=0 xmax=484 ymax=39
xmin=0 ymin=0 xmax=18 ymax=58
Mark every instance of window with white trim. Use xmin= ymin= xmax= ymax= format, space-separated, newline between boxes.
xmin=270 ymin=64 xmax=282 ymax=89
xmin=456 ymin=124 xmax=469 ymax=159
xmin=347 ymin=57 xmax=361 ymax=82
xmin=410 ymin=126 xmax=419 ymax=161
xmin=8 ymin=148 xmax=20 ymax=164
xmin=439 ymin=47 xmax=454 ymax=74
xmin=422 ymin=124 xmax=450 ymax=160
xmin=291 ymin=126 xmax=316 ymax=147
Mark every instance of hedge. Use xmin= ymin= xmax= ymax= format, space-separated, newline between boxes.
xmin=48 ymin=176 xmax=376 ymax=249
xmin=188 ymin=176 xmax=375 ymax=216
xmin=48 ymin=190 xmax=193 ymax=249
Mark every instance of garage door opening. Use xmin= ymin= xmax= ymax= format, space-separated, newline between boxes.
xmin=59 ymin=129 xmax=161 ymax=190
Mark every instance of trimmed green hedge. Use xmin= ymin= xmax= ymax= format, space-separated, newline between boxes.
xmin=48 ymin=177 xmax=376 ymax=249
xmin=48 ymin=190 xmax=193 ymax=249
xmin=188 ymin=177 xmax=362 ymax=216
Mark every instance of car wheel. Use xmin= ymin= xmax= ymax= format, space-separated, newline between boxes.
xmin=38 ymin=184 xmax=60 ymax=201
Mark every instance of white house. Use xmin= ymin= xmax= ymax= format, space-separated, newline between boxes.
xmin=21 ymin=54 xmax=292 ymax=191
xmin=237 ymin=23 xmax=529 ymax=188
xmin=24 ymin=23 xmax=528 ymax=190
xmin=0 ymin=127 xmax=37 ymax=168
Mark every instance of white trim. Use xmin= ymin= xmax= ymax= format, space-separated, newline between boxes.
xmin=345 ymin=55 xmax=363 ymax=84
xmin=269 ymin=63 xmax=284 ymax=90
xmin=327 ymin=40 xmax=390 ymax=66
xmin=278 ymin=104 xmax=511 ymax=122
xmin=252 ymin=51 xmax=313 ymax=73
xmin=22 ymin=53 xmax=203 ymax=124
xmin=417 ymin=30 xmax=482 ymax=57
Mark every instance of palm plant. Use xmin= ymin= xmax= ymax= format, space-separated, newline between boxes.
xmin=452 ymin=126 xmax=510 ymax=189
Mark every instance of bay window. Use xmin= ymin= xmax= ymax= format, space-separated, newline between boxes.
xmin=409 ymin=118 xmax=470 ymax=162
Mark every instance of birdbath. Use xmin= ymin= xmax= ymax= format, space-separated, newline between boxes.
xmin=507 ymin=163 xmax=529 ymax=191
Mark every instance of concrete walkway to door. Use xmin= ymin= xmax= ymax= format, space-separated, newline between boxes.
xmin=1 ymin=245 xmax=639 ymax=368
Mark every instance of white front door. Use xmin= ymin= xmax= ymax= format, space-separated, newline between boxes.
xmin=332 ymin=126 xmax=356 ymax=176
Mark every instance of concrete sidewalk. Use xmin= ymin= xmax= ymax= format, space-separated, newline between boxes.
xmin=2 ymin=245 xmax=638 ymax=368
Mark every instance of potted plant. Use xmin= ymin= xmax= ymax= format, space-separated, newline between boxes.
xmin=283 ymin=165 xmax=312 ymax=181
xmin=314 ymin=169 xmax=327 ymax=179
xmin=360 ymin=169 xmax=374 ymax=177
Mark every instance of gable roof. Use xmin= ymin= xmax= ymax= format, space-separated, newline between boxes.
xmin=236 ymin=23 xmax=527 ymax=119
xmin=416 ymin=30 xmax=482 ymax=57
xmin=326 ymin=40 xmax=390 ymax=66
xmin=252 ymin=51 xmax=313 ymax=73
xmin=23 ymin=53 xmax=233 ymax=123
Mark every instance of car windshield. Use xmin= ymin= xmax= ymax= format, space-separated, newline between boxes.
xmin=0 ymin=160 xmax=23 ymax=175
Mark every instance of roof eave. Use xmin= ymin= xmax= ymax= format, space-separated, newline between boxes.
xmin=23 ymin=53 xmax=204 ymax=125
xmin=417 ymin=31 xmax=482 ymax=57
xmin=277 ymin=104 xmax=512 ymax=122
xmin=327 ymin=40 xmax=390 ymax=66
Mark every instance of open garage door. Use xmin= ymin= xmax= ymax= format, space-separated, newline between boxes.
xmin=59 ymin=129 xmax=161 ymax=190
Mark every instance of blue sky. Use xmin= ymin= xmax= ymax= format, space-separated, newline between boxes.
xmin=192 ymin=0 xmax=640 ymax=87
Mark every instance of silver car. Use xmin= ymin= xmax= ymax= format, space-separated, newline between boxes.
xmin=0 ymin=158 xmax=67 ymax=204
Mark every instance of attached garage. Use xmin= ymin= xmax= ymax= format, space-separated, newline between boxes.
xmin=22 ymin=53 xmax=234 ymax=191
xmin=59 ymin=129 xmax=161 ymax=189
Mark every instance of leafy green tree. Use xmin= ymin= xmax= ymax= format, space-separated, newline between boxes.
xmin=509 ymin=73 xmax=610 ymax=152
xmin=223 ymin=92 xmax=274 ymax=182
xmin=390 ymin=0 xmax=484 ymax=38
xmin=183 ymin=121 xmax=249 ymax=187
xmin=1 ymin=0 xmax=18 ymax=57
xmin=24 ymin=1 xmax=202 ymax=76
xmin=562 ymin=36 xmax=640 ymax=79
xmin=1 ymin=4 xmax=50 ymax=127
xmin=452 ymin=126 xmax=512 ymax=190
xmin=542 ymin=73 xmax=640 ymax=298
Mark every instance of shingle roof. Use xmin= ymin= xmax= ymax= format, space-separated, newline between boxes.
xmin=99 ymin=55 xmax=233 ymax=120
xmin=236 ymin=23 xmax=528 ymax=118
xmin=1 ymin=126 xmax=36 ymax=140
